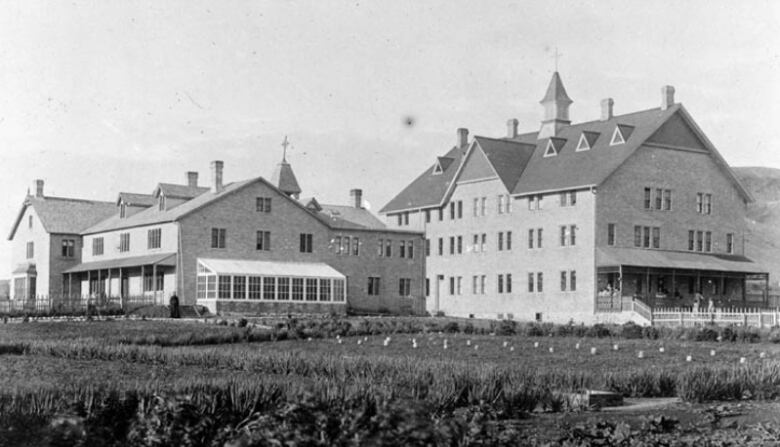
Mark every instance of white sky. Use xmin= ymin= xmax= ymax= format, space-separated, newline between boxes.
xmin=0 ymin=0 xmax=778 ymax=277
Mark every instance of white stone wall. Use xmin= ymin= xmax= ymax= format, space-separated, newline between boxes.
xmin=10 ymin=206 xmax=51 ymax=299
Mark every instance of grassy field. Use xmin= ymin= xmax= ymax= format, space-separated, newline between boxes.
xmin=1 ymin=318 xmax=780 ymax=445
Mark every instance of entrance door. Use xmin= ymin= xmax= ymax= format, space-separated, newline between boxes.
xmin=121 ymin=275 xmax=129 ymax=298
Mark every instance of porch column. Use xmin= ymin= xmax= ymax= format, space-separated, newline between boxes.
xmin=119 ymin=268 xmax=124 ymax=310
xmin=68 ymin=273 xmax=72 ymax=298
xmin=742 ymin=275 xmax=746 ymax=304
xmin=152 ymin=264 xmax=158 ymax=305
xmin=766 ymin=274 xmax=770 ymax=307
xmin=87 ymin=270 xmax=91 ymax=298
xmin=646 ymin=268 xmax=650 ymax=297
xmin=696 ymin=271 xmax=701 ymax=293
xmin=107 ymin=268 xmax=112 ymax=298
xmin=141 ymin=265 xmax=145 ymax=301
xmin=719 ymin=274 xmax=725 ymax=303
xmin=97 ymin=269 xmax=102 ymax=300
xmin=671 ymin=270 xmax=676 ymax=298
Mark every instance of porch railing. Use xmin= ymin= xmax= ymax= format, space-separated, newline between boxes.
xmin=0 ymin=294 xmax=159 ymax=316
xmin=653 ymin=307 xmax=780 ymax=328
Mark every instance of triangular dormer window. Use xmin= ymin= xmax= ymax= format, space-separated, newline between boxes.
xmin=433 ymin=163 xmax=443 ymax=175
xmin=432 ymin=156 xmax=454 ymax=175
xmin=576 ymin=132 xmax=600 ymax=152
xmin=543 ymin=138 xmax=566 ymax=158
xmin=610 ymin=127 xmax=626 ymax=146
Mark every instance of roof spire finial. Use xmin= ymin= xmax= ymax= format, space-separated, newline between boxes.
xmin=554 ymin=46 xmax=561 ymax=72
xmin=281 ymin=135 xmax=290 ymax=162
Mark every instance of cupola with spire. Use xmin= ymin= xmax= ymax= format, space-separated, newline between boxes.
xmin=270 ymin=136 xmax=302 ymax=199
xmin=538 ymin=72 xmax=573 ymax=139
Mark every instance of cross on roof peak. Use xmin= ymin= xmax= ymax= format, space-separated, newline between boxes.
xmin=281 ymin=135 xmax=290 ymax=161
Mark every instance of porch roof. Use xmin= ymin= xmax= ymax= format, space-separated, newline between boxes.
xmin=198 ymin=258 xmax=345 ymax=279
xmin=63 ymin=253 xmax=176 ymax=273
xmin=596 ymin=247 xmax=766 ymax=275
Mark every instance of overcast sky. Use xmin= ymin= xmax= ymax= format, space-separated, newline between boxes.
xmin=0 ymin=0 xmax=778 ymax=277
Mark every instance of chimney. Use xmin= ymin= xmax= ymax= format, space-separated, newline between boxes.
xmin=661 ymin=85 xmax=675 ymax=110
xmin=601 ymin=98 xmax=614 ymax=121
xmin=350 ymin=188 xmax=363 ymax=208
xmin=457 ymin=128 xmax=469 ymax=148
xmin=33 ymin=179 xmax=44 ymax=198
xmin=506 ymin=119 xmax=518 ymax=138
xmin=210 ymin=160 xmax=223 ymax=193
xmin=186 ymin=171 xmax=198 ymax=188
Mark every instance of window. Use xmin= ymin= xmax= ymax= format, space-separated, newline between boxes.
xmin=528 ymin=272 xmax=534 ymax=292
xmin=537 ymin=272 xmax=544 ymax=292
xmin=610 ymin=126 xmax=625 ymax=145
xmin=473 ymin=234 xmax=480 ymax=253
xmin=93 ymin=237 xmax=104 ymax=256
xmin=652 ymin=227 xmax=660 ymax=249
xmin=644 ymin=188 xmax=651 ymax=210
xmin=278 ymin=277 xmax=290 ymax=300
xmin=456 ymin=276 xmax=462 ymax=295
xmin=218 ymin=276 xmax=231 ymax=299
xmin=538 ymin=228 xmax=543 ymax=248
xmin=472 ymin=276 xmax=479 ymax=294
xmin=688 ymin=230 xmax=695 ymax=251
xmin=696 ymin=230 xmax=703 ymax=252
xmin=480 ymin=197 xmax=486 ymax=216
xmin=449 ymin=236 xmax=455 ymax=255
xmin=528 ymin=229 xmax=534 ymax=249
xmin=498 ymin=274 xmax=512 ymax=293
xmin=299 ymin=233 xmax=313 ymax=253
xmin=449 ymin=277 xmax=455 ymax=295
xmin=498 ymin=274 xmax=504 ymax=293
xmin=159 ymin=195 xmax=166 ymax=211
xmin=473 ymin=198 xmax=479 ymax=217
xmin=385 ymin=240 xmax=392 ymax=257
xmin=397 ymin=214 xmax=402 ymax=226
xmin=655 ymin=188 xmax=663 ymax=210
xmin=437 ymin=238 xmax=443 ymax=256
xmin=726 ymin=233 xmax=734 ymax=254
xmin=319 ymin=278 xmax=331 ymax=301
xmin=480 ymin=233 xmax=486 ymax=252
xmin=498 ymin=195 xmax=505 ymax=214
xmin=643 ymin=226 xmax=650 ymax=248
xmin=211 ymin=228 xmax=226 ymax=249
xmin=560 ymin=271 xmax=567 ymax=291
xmin=398 ymin=278 xmax=411 ymax=296
xmin=506 ymin=231 xmax=512 ymax=250
xmin=425 ymin=278 xmax=430 ymax=296
xmin=425 ymin=239 xmax=430 ymax=257
xmin=256 ymin=231 xmax=271 ymax=251
xmin=528 ymin=194 xmax=543 ymax=210
xmin=705 ymin=231 xmax=712 ymax=252
xmin=147 ymin=228 xmax=162 ymax=249
xmin=696 ymin=193 xmax=703 ymax=213
xmin=305 ymin=278 xmax=317 ymax=301
xmin=26 ymin=241 xmax=34 ymax=259
xmin=256 ymin=197 xmax=272 ymax=212
xmin=450 ymin=202 xmax=456 ymax=220
xmin=570 ymin=271 xmax=577 ymax=291
xmin=61 ymin=239 xmax=75 ymax=257
xmin=249 ymin=277 xmax=263 ymax=299
xmin=264 ymin=277 xmax=276 ymax=300
xmin=345 ymin=237 xmax=352 ymax=256
xmin=144 ymin=271 xmax=165 ymax=292
xmin=407 ymin=241 xmax=414 ymax=258
xmin=506 ymin=274 xmax=512 ymax=293
xmin=457 ymin=236 xmax=463 ymax=254
xmin=663 ymin=190 xmax=672 ymax=210
xmin=560 ymin=226 xmax=566 ymax=246
xmin=28 ymin=215 xmax=32 ymax=228
xmin=575 ymin=133 xmax=591 ymax=151
xmin=607 ymin=224 xmax=616 ymax=246
xmin=291 ymin=278 xmax=304 ymax=301
xmin=634 ymin=226 xmax=641 ymax=247
xmin=543 ymin=139 xmax=558 ymax=157
xmin=399 ymin=241 xmax=406 ymax=258
xmin=704 ymin=194 xmax=712 ymax=215
xmin=559 ymin=225 xmax=576 ymax=246
xmin=438 ymin=208 xmax=443 ymax=221
xmin=404 ymin=212 xmax=410 ymax=225
xmin=480 ymin=275 xmax=486 ymax=294
xmin=498 ymin=232 xmax=504 ymax=251
xmin=119 ymin=233 xmax=131 ymax=252
xmin=233 ymin=276 xmax=246 ymax=299
xmin=559 ymin=191 xmax=576 ymax=207
xmin=425 ymin=210 xmax=431 ymax=223
xmin=457 ymin=200 xmax=463 ymax=218
xmin=119 ymin=204 xmax=126 ymax=218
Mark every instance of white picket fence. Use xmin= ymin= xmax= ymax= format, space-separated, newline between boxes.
xmin=653 ymin=307 xmax=780 ymax=328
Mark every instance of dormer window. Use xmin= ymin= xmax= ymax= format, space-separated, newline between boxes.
xmin=432 ymin=156 xmax=454 ymax=175
xmin=120 ymin=203 xmax=126 ymax=218
xmin=432 ymin=163 xmax=443 ymax=175
xmin=159 ymin=195 xmax=166 ymax=211
xmin=543 ymin=138 xmax=566 ymax=158
xmin=576 ymin=132 xmax=599 ymax=152
xmin=610 ymin=127 xmax=625 ymax=145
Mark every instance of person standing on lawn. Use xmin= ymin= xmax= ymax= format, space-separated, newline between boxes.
xmin=169 ymin=293 xmax=180 ymax=319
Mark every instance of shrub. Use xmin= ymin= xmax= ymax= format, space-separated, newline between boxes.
xmin=695 ymin=327 xmax=719 ymax=342
xmin=584 ymin=324 xmax=612 ymax=338
xmin=442 ymin=321 xmax=460 ymax=334
xmin=620 ymin=322 xmax=643 ymax=339
xmin=525 ymin=324 xmax=544 ymax=337
xmin=462 ymin=322 xmax=475 ymax=334
xmin=720 ymin=326 xmax=737 ymax=342
xmin=642 ymin=325 xmax=660 ymax=340
xmin=493 ymin=320 xmax=516 ymax=336
xmin=237 ymin=318 xmax=248 ymax=328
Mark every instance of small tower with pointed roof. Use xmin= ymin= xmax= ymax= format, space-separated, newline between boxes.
xmin=538 ymin=72 xmax=573 ymax=139
xmin=271 ymin=136 xmax=302 ymax=199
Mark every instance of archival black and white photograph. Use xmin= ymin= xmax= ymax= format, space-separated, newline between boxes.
xmin=0 ymin=1 xmax=778 ymax=445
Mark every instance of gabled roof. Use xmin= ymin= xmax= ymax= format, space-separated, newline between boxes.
xmin=540 ymin=71 xmax=573 ymax=104
xmin=379 ymin=145 xmax=466 ymax=214
xmin=271 ymin=160 xmax=302 ymax=196
xmin=472 ymin=136 xmax=536 ymax=191
xmin=153 ymin=183 xmax=209 ymax=199
xmin=316 ymin=204 xmax=386 ymax=230
xmin=8 ymin=195 xmax=116 ymax=240
xmin=435 ymin=156 xmax=454 ymax=173
xmin=117 ymin=192 xmax=156 ymax=207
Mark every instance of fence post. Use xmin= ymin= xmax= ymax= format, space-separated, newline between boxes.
xmin=759 ymin=311 xmax=764 ymax=329
xmin=679 ymin=312 xmax=684 ymax=327
xmin=743 ymin=313 xmax=748 ymax=327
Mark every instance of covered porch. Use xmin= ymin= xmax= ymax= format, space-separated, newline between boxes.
xmin=62 ymin=253 xmax=177 ymax=306
xmin=196 ymin=258 xmax=347 ymax=315
xmin=596 ymin=247 xmax=769 ymax=311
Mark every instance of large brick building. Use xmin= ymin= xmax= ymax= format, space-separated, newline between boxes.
xmin=9 ymin=152 xmax=425 ymax=315
xmin=381 ymin=72 xmax=768 ymax=323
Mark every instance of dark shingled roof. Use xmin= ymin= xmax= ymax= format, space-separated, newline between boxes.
xmin=271 ymin=161 xmax=302 ymax=196
xmin=117 ymin=192 xmax=156 ymax=207
xmin=8 ymin=195 xmax=116 ymax=240
xmin=472 ymin=136 xmax=536 ymax=191
xmin=540 ymin=71 xmax=572 ymax=104
xmin=317 ymin=204 xmax=386 ymax=230
xmin=153 ymin=183 xmax=209 ymax=199
xmin=379 ymin=145 xmax=466 ymax=214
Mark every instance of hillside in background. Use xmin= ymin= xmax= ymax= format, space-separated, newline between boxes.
xmin=734 ymin=167 xmax=780 ymax=289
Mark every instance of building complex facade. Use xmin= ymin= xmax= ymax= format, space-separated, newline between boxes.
xmin=381 ymin=72 xmax=768 ymax=323
xmin=8 ymin=155 xmax=425 ymax=315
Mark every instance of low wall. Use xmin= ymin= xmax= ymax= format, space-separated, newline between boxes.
xmin=198 ymin=299 xmax=346 ymax=316
xmin=348 ymin=294 xmax=426 ymax=316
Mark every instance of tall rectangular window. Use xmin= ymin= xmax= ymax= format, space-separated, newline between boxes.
xmin=498 ymin=274 xmax=504 ymax=293
xmin=644 ymin=187 xmax=651 ymax=209
xmin=498 ymin=232 xmax=504 ymax=251
xmin=456 ymin=276 xmax=462 ymax=295
xmin=399 ymin=241 xmax=406 ymax=258
xmin=498 ymin=195 xmax=505 ymax=214
xmin=26 ymin=241 xmax=34 ymax=259
xmin=704 ymin=194 xmax=712 ymax=215
xmin=425 ymin=239 xmax=430 ymax=257
xmin=705 ymin=231 xmax=712 ymax=252
xmin=438 ymin=238 xmax=443 ymax=256
xmin=696 ymin=230 xmax=703 ymax=252
xmin=449 ymin=276 xmax=455 ymax=295
xmin=305 ymin=278 xmax=317 ymax=301
xmin=537 ymin=228 xmax=543 ymax=248
xmin=449 ymin=236 xmax=455 ymax=255
xmin=570 ymin=225 xmax=576 ymax=246
xmin=726 ymin=233 xmax=734 ymax=254
xmin=643 ymin=226 xmax=650 ymax=248
xmin=473 ymin=198 xmax=479 ymax=217
xmin=506 ymin=195 xmax=512 ymax=213
xmin=119 ymin=233 xmax=131 ymax=252
xmin=233 ymin=276 xmax=246 ymax=299
xmin=473 ymin=234 xmax=480 ymax=252
xmin=634 ymin=226 xmax=641 ymax=247
xmin=652 ymin=227 xmax=660 ymax=249
xmin=450 ymin=202 xmax=456 ymax=220
xmin=211 ymin=228 xmax=225 ymax=249
xmin=407 ymin=241 xmax=414 ymax=258
xmin=480 ymin=275 xmax=486 ymax=294
xmin=385 ymin=240 xmax=392 ymax=257
xmin=560 ymin=226 xmax=567 ymax=246
xmin=655 ymin=188 xmax=663 ymax=210
xmin=688 ymin=230 xmax=695 ymax=251
xmin=607 ymin=223 xmax=616 ymax=246
xmin=438 ymin=208 xmax=443 ymax=221
xmin=425 ymin=210 xmax=431 ymax=223
xmin=61 ymin=239 xmax=75 ymax=257
xmin=457 ymin=200 xmax=463 ymax=218
xmin=398 ymin=278 xmax=411 ymax=296
xmin=147 ymin=228 xmax=162 ymax=249
xmin=291 ymin=278 xmax=304 ymax=300
xmin=570 ymin=271 xmax=577 ymax=291
xmin=528 ymin=229 xmax=534 ymax=249
xmin=506 ymin=274 xmax=512 ymax=293
xmin=472 ymin=275 xmax=478 ymax=294
xmin=506 ymin=231 xmax=512 ymax=250
xmin=256 ymin=231 xmax=271 ymax=251
xmin=353 ymin=237 xmax=360 ymax=256
xmin=344 ymin=237 xmax=352 ymax=256
xmin=480 ymin=197 xmax=486 ymax=216
xmin=299 ymin=233 xmax=313 ymax=253
xmin=278 ymin=277 xmax=290 ymax=300
xmin=528 ymin=272 xmax=534 ymax=292
xmin=93 ymin=237 xmax=104 ymax=256
xmin=696 ymin=193 xmax=703 ymax=213
xmin=256 ymin=197 xmax=272 ymax=212
xmin=480 ymin=233 xmax=486 ymax=252
xmin=457 ymin=236 xmax=462 ymax=254
xmin=537 ymin=272 xmax=544 ymax=292
xmin=663 ymin=189 xmax=672 ymax=210
xmin=560 ymin=271 xmax=567 ymax=291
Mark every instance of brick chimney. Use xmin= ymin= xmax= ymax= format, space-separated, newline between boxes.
xmin=33 ymin=179 xmax=44 ymax=198
xmin=457 ymin=128 xmax=469 ymax=148
xmin=210 ymin=161 xmax=223 ymax=193
xmin=661 ymin=85 xmax=675 ymax=110
xmin=350 ymin=188 xmax=363 ymax=208
xmin=601 ymin=98 xmax=614 ymax=121
xmin=507 ymin=119 xmax=518 ymax=138
xmin=186 ymin=171 xmax=198 ymax=188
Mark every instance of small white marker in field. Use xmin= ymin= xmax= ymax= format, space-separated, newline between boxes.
xmin=575 ymin=343 xmax=580 ymax=350
xmin=760 ymin=352 xmax=767 ymax=359
xmin=686 ymin=355 xmax=692 ymax=362
xmin=534 ymin=341 xmax=539 ymax=348
xmin=474 ymin=345 xmax=479 ymax=350
xmin=710 ymin=350 xmax=716 ymax=357
xmin=510 ymin=346 xmax=515 ymax=352
xmin=740 ymin=357 xmax=747 ymax=364
xmin=337 ymin=339 xmax=343 ymax=345
xmin=590 ymin=347 xmax=597 ymax=355
xmin=716 ymin=335 xmax=723 ymax=342
xmin=548 ymin=347 xmax=554 ymax=353
xmin=466 ymin=340 xmax=472 ymax=346
xmin=357 ymin=340 xmax=362 ymax=345
xmin=613 ymin=344 xmax=619 ymax=351
xmin=503 ymin=341 xmax=508 ymax=347
xmin=638 ymin=351 xmax=644 ymax=359
xmin=659 ymin=347 xmax=665 ymax=353
xmin=364 ymin=336 xmax=368 ymax=342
